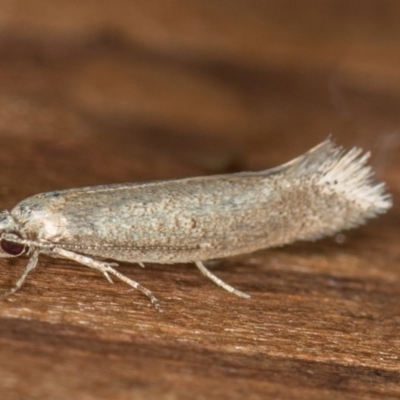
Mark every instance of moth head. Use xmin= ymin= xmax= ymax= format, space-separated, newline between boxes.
xmin=0 ymin=211 xmax=28 ymax=258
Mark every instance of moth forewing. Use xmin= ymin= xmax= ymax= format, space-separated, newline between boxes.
xmin=0 ymin=139 xmax=392 ymax=310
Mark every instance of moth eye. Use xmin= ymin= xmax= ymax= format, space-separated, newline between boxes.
xmin=1 ymin=238 xmax=26 ymax=256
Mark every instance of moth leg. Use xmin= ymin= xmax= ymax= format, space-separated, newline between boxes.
xmin=3 ymin=249 xmax=40 ymax=296
xmin=48 ymin=247 xmax=162 ymax=312
xmin=194 ymin=261 xmax=250 ymax=299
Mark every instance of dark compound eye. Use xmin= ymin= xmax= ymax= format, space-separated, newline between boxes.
xmin=1 ymin=238 xmax=26 ymax=256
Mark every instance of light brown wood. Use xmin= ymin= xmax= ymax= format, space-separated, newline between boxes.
xmin=0 ymin=2 xmax=399 ymax=399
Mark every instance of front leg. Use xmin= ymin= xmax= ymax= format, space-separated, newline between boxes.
xmin=46 ymin=247 xmax=162 ymax=312
xmin=2 ymin=249 xmax=40 ymax=296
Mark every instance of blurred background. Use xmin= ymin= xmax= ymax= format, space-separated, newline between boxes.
xmin=0 ymin=0 xmax=398 ymax=202
xmin=0 ymin=2 xmax=399 ymax=399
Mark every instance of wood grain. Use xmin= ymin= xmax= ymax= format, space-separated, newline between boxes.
xmin=0 ymin=1 xmax=399 ymax=399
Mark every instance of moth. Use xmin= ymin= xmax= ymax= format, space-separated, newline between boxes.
xmin=0 ymin=139 xmax=392 ymax=311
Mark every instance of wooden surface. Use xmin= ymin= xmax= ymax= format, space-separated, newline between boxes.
xmin=0 ymin=1 xmax=399 ymax=399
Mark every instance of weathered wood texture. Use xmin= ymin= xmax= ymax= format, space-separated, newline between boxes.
xmin=0 ymin=1 xmax=399 ymax=399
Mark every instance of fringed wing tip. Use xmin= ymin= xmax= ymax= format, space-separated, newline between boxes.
xmin=252 ymin=138 xmax=391 ymax=217
xmin=315 ymin=142 xmax=392 ymax=216
xmin=270 ymin=137 xmax=392 ymax=217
